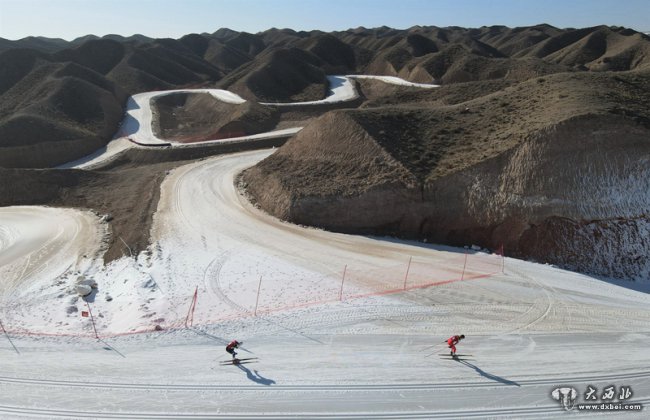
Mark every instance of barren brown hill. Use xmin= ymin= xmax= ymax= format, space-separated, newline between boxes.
xmin=295 ymin=34 xmax=358 ymax=73
xmin=365 ymin=35 xmax=549 ymax=84
xmin=472 ymin=24 xmax=562 ymax=56
xmin=0 ymin=36 xmax=70 ymax=53
xmin=0 ymin=48 xmax=50 ymax=95
xmin=242 ymin=70 xmax=650 ymax=280
xmin=223 ymin=32 xmax=266 ymax=56
xmin=179 ymin=33 xmax=253 ymax=74
xmin=217 ymin=47 xmax=328 ymax=102
xmin=151 ymin=91 xmax=279 ymax=142
xmin=107 ymin=40 xmax=223 ymax=94
xmin=53 ymin=38 xmax=127 ymax=74
xmin=0 ymin=36 xmax=232 ymax=167
xmin=4 ymin=24 xmax=650 ymax=168
xmin=49 ymin=38 xmax=224 ymax=94
xmin=0 ymin=59 xmax=127 ymax=168
xmin=259 ymin=28 xmax=304 ymax=46
xmin=515 ymin=25 xmax=650 ymax=71
xmin=345 ymin=24 xmax=650 ymax=83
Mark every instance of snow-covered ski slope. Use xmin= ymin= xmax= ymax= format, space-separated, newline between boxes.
xmin=2 ymin=150 xmax=649 ymax=419
xmin=2 ymin=77 xmax=649 ymax=419
xmin=0 ymin=207 xmax=107 ymax=300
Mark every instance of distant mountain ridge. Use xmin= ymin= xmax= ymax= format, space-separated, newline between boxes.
xmin=1 ymin=24 xmax=650 ymax=167
xmin=0 ymin=34 xmax=154 ymax=53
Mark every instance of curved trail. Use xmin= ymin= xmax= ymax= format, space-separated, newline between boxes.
xmin=150 ymin=150 xmax=505 ymax=323
xmin=62 ymin=74 xmax=438 ymax=168
xmin=0 ymin=207 xmax=106 ymax=297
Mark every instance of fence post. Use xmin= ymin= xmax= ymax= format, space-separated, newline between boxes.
xmin=185 ymin=286 xmax=198 ymax=327
xmin=339 ymin=265 xmax=347 ymax=301
xmin=461 ymin=250 xmax=468 ymax=281
xmin=85 ymin=301 xmax=99 ymax=339
xmin=403 ymin=256 xmax=412 ymax=290
xmin=254 ymin=276 xmax=263 ymax=316
xmin=0 ymin=318 xmax=19 ymax=354
xmin=500 ymin=244 xmax=505 ymax=273
xmin=119 ymin=236 xmax=133 ymax=258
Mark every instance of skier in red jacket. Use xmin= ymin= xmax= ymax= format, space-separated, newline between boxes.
xmin=226 ymin=339 xmax=242 ymax=359
xmin=447 ymin=334 xmax=465 ymax=356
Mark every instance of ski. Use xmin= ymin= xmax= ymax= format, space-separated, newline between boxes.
xmin=439 ymin=355 xmax=474 ymax=360
xmin=219 ymin=357 xmax=258 ymax=365
xmin=438 ymin=354 xmax=472 ymax=357
xmin=219 ymin=360 xmax=258 ymax=366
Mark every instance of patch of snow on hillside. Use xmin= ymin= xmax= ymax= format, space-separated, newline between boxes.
xmin=347 ymin=75 xmax=439 ymax=88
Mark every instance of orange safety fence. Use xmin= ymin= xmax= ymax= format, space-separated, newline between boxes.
xmin=0 ymin=249 xmax=504 ymax=340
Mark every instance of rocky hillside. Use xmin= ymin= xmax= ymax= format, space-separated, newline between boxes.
xmin=242 ymin=70 xmax=650 ymax=281
xmin=0 ymin=50 xmax=127 ymax=168
xmin=3 ymin=24 xmax=650 ymax=167
xmin=151 ymin=92 xmax=279 ymax=142
xmin=0 ymin=38 xmax=226 ymax=167
xmin=216 ymin=47 xmax=329 ymax=102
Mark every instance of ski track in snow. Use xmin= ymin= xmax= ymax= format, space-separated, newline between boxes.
xmin=2 ymin=76 xmax=650 ymax=418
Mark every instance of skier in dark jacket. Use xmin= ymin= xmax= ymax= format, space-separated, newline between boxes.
xmin=447 ymin=334 xmax=465 ymax=356
xmin=226 ymin=339 xmax=242 ymax=359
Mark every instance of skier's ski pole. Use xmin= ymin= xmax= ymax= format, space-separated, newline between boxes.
xmin=421 ymin=342 xmax=445 ymax=352
xmin=425 ymin=342 xmax=448 ymax=357
xmin=239 ymin=345 xmax=254 ymax=354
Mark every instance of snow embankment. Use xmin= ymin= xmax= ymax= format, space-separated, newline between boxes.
xmin=0 ymin=207 xmax=107 ymax=332
xmin=347 ymin=74 xmax=440 ymax=88
xmin=259 ymin=75 xmax=359 ymax=106
xmin=56 ymin=137 xmax=134 ymax=169
xmin=118 ymin=89 xmax=245 ymax=146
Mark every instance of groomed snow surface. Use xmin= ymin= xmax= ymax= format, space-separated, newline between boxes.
xmin=2 ymin=150 xmax=649 ymax=419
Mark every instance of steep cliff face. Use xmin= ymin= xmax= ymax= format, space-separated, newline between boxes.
xmin=242 ymin=111 xmax=416 ymax=221
xmin=420 ymin=114 xmax=649 ymax=280
xmin=510 ymin=116 xmax=649 ymax=280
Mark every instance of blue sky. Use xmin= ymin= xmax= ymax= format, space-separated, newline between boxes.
xmin=1 ymin=0 xmax=648 ymax=40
